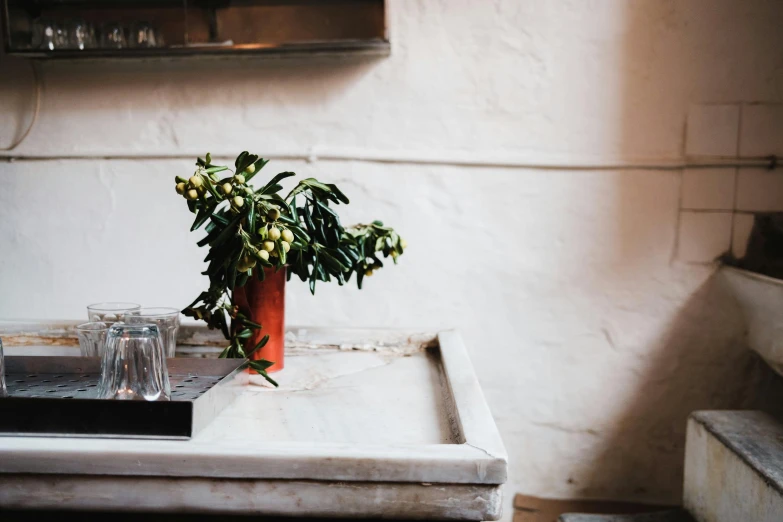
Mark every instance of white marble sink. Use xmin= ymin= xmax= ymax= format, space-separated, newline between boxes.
xmin=0 ymin=324 xmax=507 ymax=520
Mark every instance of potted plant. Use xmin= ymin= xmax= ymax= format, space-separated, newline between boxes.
xmin=174 ymin=151 xmax=405 ymax=384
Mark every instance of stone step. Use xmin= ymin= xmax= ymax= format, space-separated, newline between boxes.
xmin=684 ymin=410 xmax=783 ymax=522
xmin=558 ymin=509 xmax=693 ymax=522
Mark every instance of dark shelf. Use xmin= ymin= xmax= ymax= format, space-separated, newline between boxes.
xmin=3 ymin=0 xmax=388 ymax=60
xmin=5 ymin=38 xmax=390 ymax=59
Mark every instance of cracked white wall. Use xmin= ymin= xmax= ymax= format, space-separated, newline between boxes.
xmin=2 ymin=0 xmax=783 ymax=518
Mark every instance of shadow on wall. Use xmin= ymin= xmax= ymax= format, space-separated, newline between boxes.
xmin=578 ymin=0 xmax=783 ymax=504
xmin=0 ymin=49 xmax=383 ymax=129
xmin=581 ymin=272 xmax=783 ymax=502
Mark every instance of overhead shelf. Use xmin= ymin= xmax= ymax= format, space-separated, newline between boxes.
xmin=2 ymin=0 xmax=389 ymax=59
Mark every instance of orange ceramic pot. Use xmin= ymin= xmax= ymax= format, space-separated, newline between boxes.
xmin=232 ymin=266 xmax=286 ymax=372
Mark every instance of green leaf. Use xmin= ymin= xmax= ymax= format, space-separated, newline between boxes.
xmin=263 ymin=171 xmax=296 ymax=192
xmin=205 ymin=166 xmax=227 ymax=174
xmin=244 ymin=158 xmax=268 ymax=183
xmin=246 ymin=363 xmax=278 ymax=387
xmin=326 ymin=183 xmax=350 ymax=204
xmin=320 ymin=249 xmax=348 ymax=272
xmin=191 ymin=208 xmax=211 ymax=231
xmin=235 ymin=151 xmax=249 ymax=170
xmin=259 ymin=183 xmax=283 ymax=196
xmin=249 ymin=356 xmax=273 ymax=369
xmin=247 ymin=202 xmax=256 ymax=233
xmin=309 ymin=259 xmax=318 ymax=294
xmin=238 ymin=316 xmax=263 ymax=329
xmin=227 ymin=252 xmax=239 ymax=289
xmin=237 ymin=328 xmax=253 ymax=339
xmin=210 ymin=213 xmax=230 ymax=227
xmin=247 ymin=336 xmax=270 ymax=358
xmin=196 ymin=225 xmax=223 ymax=247
xmin=276 ymin=241 xmax=287 ymax=265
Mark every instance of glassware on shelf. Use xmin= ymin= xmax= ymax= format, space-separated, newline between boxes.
xmin=126 ymin=307 xmax=180 ymax=358
xmin=101 ymin=22 xmax=127 ymax=49
xmin=98 ymin=324 xmax=170 ymax=401
xmin=76 ymin=322 xmax=109 ymax=357
xmin=33 ymin=20 xmax=59 ymax=51
xmin=0 ymin=338 xmax=6 ymax=398
xmin=129 ymin=22 xmax=160 ymax=48
xmin=68 ymin=19 xmax=97 ymax=50
xmin=86 ymin=302 xmax=141 ymax=325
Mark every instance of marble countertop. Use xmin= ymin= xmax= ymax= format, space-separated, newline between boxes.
xmin=0 ymin=325 xmax=507 ymax=520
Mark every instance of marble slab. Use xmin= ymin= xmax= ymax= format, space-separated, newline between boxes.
xmin=0 ymin=325 xmax=507 ymax=520
xmin=720 ymin=266 xmax=783 ymax=377
xmin=684 ymin=411 xmax=783 ymax=522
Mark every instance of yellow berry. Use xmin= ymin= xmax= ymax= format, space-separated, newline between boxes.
xmin=365 ymin=268 xmax=374 ymax=276
xmin=281 ymin=241 xmax=290 ymax=253
xmin=262 ymin=241 xmax=275 ymax=252
xmin=186 ymin=189 xmax=199 ymax=200
xmin=257 ymin=250 xmax=270 ymax=261
xmin=268 ymin=227 xmax=281 ymax=241
xmin=244 ymin=164 xmax=256 ymax=175
xmin=281 ymin=229 xmax=294 ymax=243
xmin=221 ymin=183 xmax=233 ymax=195
xmin=232 ymin=196 xmax=244 ymax=208
xmin=234 ymin=174 xmax=246 ymax=184
xmin=267 ymin=208 xmax=280 ymax=220
xmin=401 ymin=239 xmax=408 ymax=249
xmin=175 ymin=183 xmax=186 ymax=195
xmin=188 ymin=175 xmax=203 ymax=188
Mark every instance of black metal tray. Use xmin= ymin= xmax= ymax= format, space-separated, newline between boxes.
xmin=0 ymin=357 xmax=247 ymax=440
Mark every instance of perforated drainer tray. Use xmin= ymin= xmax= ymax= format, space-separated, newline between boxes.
xmin=0 ymin=357 xmax=247 ymax=439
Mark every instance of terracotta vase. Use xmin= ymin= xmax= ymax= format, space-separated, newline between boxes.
xmin=232 ymin=266 xmax=286 ymax=372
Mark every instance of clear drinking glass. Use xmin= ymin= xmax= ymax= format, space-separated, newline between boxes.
xmin=33 ymin=19 xmax=58 ymax=51
xmin=68 ymin=19 xmax=97 ymax=50
xmin=87 ymin=302 xmax=140 ymax=325
xmin=128 ymin=21 xmax=158 ymax=48
xmin=101 ymin=22 xmax=127 ymax=49
xmin=126 ymin=307 xmax=180 ymax=358
xmin=0 ymin=338 xmax=7 ymax=398
xmin=76 ymin=322 xmax=109 ymax=357
xmin=99 ymin=324 xmax=170 ymax=401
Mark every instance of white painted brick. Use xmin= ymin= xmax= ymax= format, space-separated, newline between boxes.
xmin=686 ymin=104 xmax=740 ymax=157
xmin=739 ymin=104 xmax=783 ymax=157
xmin=677 ymin=211 xmax=732 ymax=263
xmin=735 ymin=168 xmax=783 ymax=211
xmin=731 ymin=213 xmax=755 ymax=259
xmin=681 ymin=168 xmax=736 ymax=210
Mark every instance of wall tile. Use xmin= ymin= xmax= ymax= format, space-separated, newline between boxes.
xmin=735 ymin=168 xmax=783 ymax=211
xmin=731 ymin=213 xmax=755 ymax=259
xmin=739 ymin=104 xmax=783 ymax=157
xmin=677 ymin=211 xmax=732 ymax=263
xmin=681 ymin=168 xmax=736 ymax=210
xmin=686 ymin=104 xmax=740 ymax=157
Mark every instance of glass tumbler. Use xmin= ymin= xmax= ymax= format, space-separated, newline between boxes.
xmin=76 ymin=322 xmax=109 ymax=357
xmin=101 ymin=22 xmax=127 ymax=49
xmin=126 ymin=307 xmax=180 ymax=358
xmin=128 ymin=21 xmax=158 ymax=48
xmin=87 ymin=302 xmax=140 ymax=325
xmin=99 ymin=324 xmax=170 ymax=401
xmin=0 ymin=338 xmax=6 ymax=398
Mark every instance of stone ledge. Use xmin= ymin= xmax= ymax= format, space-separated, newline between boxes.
xmin=684 ymin=410 xmax=783 ymax=522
